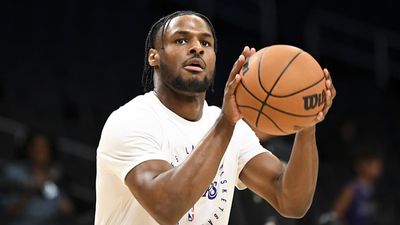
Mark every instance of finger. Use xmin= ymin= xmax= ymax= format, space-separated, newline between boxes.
xmin=325 ymin=89 xmax=332 ymax=108
xmin=314 ymin=90 xmax=331 ymax=123
xmin=242 ymin=46 xmax=249 ymax=53
xmin=331 ymin=83 xmax=336 ymax=99
xmin=243 ymin=47 xmax=257 ymax=59
xmin=324 ymin=70 xmax=336 ymax=100
xmin=227 ymin=54 xmax=245 ymax=84
xmin=326 ymin=89 xmax=331 ymax=100
xmin=326 ymin=79 xmax=332 ymax=89
xmin=323 ymin=68 xmax=330 ymax=79
xmin=242 ymin=46 xmax=251 ymax=58
xmin=316 ymin=112 xmax=325 ymax=122
xmin=321 ymin=89 xmax=333 ymax=116
xmin=314 ymin=69 xmax=334 ymax=123
xmin=226 ymin=74 xmax=242 ymax=95
xmin=250 ymin=47 xmax=256 ymax=56
xmin=323 ymin=67 xmax=335 ymax=102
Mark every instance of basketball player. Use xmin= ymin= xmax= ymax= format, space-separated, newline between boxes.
xmin=95 ymin=10 xmax=336 ymax=225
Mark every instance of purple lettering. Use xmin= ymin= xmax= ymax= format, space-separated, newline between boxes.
xmin=208 ymin=181 xmax=218 ymax=200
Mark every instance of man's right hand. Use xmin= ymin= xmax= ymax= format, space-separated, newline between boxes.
xmin=221 ymin=46 xmax=256 ymax=126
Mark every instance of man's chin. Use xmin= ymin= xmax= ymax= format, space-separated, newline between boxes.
xmin=172 ymin=76 xmax=211 ymax=93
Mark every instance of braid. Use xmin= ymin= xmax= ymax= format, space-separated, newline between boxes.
xmin=142 ymin=17 xmax=165 ymax=92
xmin=141 ymin=10 xmax=218 ymax=92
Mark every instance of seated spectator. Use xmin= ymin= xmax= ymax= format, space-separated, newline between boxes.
xmin=0 ymin=131 xmax=75 ymax=225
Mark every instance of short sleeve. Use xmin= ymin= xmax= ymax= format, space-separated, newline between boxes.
xmin=96 ymin=109 xmax=170 ymax=183
xmin=234 ymin=120 xmax=271 ymax=190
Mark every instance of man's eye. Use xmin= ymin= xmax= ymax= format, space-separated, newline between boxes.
xmin=176 ymin=39 xmax=187 ymax=44
xmin=201 ymin=41 xmax=211 ymax=47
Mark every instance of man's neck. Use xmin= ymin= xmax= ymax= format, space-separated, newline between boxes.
xmin=154 ymin=87 xmax=206 ymax=122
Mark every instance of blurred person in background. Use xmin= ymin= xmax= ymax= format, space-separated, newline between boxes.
xmin=331 ymin=147 xmax=384 ymax=225
xmin=0 ymin=131 xmax=75 ymax=225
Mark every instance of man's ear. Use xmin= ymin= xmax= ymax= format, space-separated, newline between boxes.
xmin=148 ymin=48 xmax=159 ymax=67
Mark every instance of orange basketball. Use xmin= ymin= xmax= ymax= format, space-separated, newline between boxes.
xmin=235 ymin=45 xmax=326 ymax=135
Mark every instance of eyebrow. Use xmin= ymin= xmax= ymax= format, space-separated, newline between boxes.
xmin=171 ymin=30 xmax=213 ymax=39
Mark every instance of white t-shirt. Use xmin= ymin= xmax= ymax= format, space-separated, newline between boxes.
xmin=95 ymin=91 xmax=269 ymax=225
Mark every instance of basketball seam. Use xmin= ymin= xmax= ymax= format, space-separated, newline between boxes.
xmin=238 ymin=105 xmax=288 ymax=134
xmin=238 ymin=81 xmax=318 ymax=117
xmin=257 ymin=50 xmax=269 ymax=95
xmin=264 ymin=103 xmax=319 ymax=117
xmin=265 ymin=75 xmax=325 ymax=98
xmin=238 ymin=81 xmax=264 ymax=103
xmin=255 ymin=50 xmax=303 ymax=130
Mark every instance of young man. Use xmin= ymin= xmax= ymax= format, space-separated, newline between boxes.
xmin=95 ymin=10 xmax=336 ymax=225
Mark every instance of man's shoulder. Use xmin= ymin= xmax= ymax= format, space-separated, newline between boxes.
xmin=105 ymin=92 xmax=160 ymax=128
xmin=114 ymin=92 xmax=158 ymax=116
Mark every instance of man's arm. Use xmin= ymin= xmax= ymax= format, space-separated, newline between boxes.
xmin=239 ymin=126 xmax=318 ymax=218
xmin=239 ymin=69 xmax=335 ymax=218
xmin=126 ymin=115 xmax=235 ymax=225
xmin=125 ymin=47 xmax=255 ymax=225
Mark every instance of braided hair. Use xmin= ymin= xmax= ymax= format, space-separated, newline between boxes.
xmin=141 ymin=10 xmax=218 ymax=92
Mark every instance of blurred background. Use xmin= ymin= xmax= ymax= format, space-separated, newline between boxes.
xmin=0 ymin=0 xmax=399 ymax=225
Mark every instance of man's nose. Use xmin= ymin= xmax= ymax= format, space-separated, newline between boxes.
xmin=189 ymin=41 xmax=204 ymax=55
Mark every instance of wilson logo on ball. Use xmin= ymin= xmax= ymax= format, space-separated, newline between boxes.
xmin=303 ymin=90 xmax=326 ymax=110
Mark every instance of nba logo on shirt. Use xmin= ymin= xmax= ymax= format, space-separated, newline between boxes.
xmin=188 ymin=207 xmax=195 ymax=222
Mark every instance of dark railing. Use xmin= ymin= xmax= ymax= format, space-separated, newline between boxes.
xmin=305 ymin=9 xmax=400 ymax=88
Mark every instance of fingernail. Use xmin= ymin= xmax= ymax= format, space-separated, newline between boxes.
xmin=324 ymin=69 xmax=330 ymax=77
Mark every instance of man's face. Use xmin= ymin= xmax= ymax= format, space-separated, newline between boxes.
xmin=154 ymin=14 xmax=216 ymax=94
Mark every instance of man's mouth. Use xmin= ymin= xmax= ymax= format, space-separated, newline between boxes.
xmin=183 ymin=58 xmax=206 ymax=72
xmin=184 ymin=64 xmax=204 ymax=72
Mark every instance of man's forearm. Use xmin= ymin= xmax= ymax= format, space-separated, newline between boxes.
xmin=139 ymin=114 xmax=235 ymax=225
xmin=167 ymin=114 xmax=235 ymax=200
xmin=280 ymin=126 xmax=318 ymax=217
